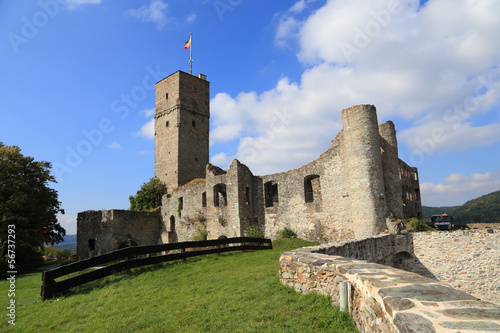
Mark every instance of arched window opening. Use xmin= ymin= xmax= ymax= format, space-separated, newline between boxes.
xmin=202 ymin=192 xmax=207 ymax=207
xmin=264 ymin=181 xmax=279 ymax=207
xmin=304 ymin=175 xmax=321 ymax=203
xmin=245 ymin=187 xmax=250 ymax=205
xmin=170 ymin=215 xmax=176 ymax=233
xmin=214 ymin=183 xmax=227 ymax=207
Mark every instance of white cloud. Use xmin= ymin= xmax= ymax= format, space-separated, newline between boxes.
xmin=186 ymin=13 xmax=197 ymax=24
xmin=65 ymin=0 xmax=101 ymax=10
xmin=210 ymin=152 xmax=232 ymax=168
xmin=57 ymin=214 xmax=77 ymax=234
xmin=209 ymin=0 xmax=500 ymax=175
xmin=134 ymin=118 xmax=154 ymax=140
xmin=134 ymin=109 xmax=155 ymax=140
xmin=142 ymin=108 xmax=155 ymax=118
xmin=107 ymin=142 xmax=121 ymax=149
xmin=420 ymin=171 xmax=500 ymax=206
xmin=127 ymin=0 xmax=169 ymax=30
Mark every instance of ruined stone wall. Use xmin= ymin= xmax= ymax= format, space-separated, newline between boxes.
xmin=400 ymin=160 xmax=422 ymax=219
xmin=257 ymin=144 xmax=354 ymax=242
xmin=413 ymin=230 xmax=500 ymax=305
xmin=77 ymin=210 xmax=161 ymax=259
xmin=280 ymin=238 xmax=500 ymax=333
xmin=154 ymin=103 xmax=421 ymax=244
xmin=161 ymin=180 xmax=209 ymax=243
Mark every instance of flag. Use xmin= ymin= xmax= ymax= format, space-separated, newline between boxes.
xmin=184 ymin=36 xmax=191 ymax=50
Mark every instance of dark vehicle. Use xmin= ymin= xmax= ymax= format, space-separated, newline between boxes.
xmin=429 ymin=213 xmax=452 ymax=230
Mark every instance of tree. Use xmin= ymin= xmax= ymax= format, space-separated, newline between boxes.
xmin=129 ymin=178 xmax=166 ymax=211
xmin=0 ymin=142 xmax=65 ymax=267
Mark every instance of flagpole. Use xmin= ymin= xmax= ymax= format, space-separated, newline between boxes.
xmin=189 ymin=32 xmax=193 ymax=75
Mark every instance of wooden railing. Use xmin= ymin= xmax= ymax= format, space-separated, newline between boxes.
xmin=41 ymin=237 xmax=272 ymax=301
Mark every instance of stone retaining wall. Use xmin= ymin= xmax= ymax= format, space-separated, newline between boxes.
xmin=413 ymin=230 xmax=499 ymax=305
xmin=279 ymin=235 xmax=500 ymax=333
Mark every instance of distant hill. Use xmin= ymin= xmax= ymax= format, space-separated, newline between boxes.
xmin=422 ymin=206 xmax=459 ymax=220
xmin=423 ymin=190 xmax=500 ymax=224
xmin=449 ymin=190 xmax=500 ymax=224
xmin=54 ymin=234 xmax=77 ymax=250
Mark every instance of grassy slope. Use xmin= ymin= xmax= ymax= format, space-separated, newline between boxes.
xmin=1 ymin=238 xmax=358 ymax=332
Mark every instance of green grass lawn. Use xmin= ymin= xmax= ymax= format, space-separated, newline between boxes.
xmin=1 ymin=238 xmax=358 ymax=332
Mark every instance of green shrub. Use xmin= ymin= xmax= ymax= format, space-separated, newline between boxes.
xmin=409 ymin=218 xmax=435 ymax=232
xmin=280 ymin=227 xmax=297 ymax=238
xmin=194 ymin=226 xmax=208 ymax=241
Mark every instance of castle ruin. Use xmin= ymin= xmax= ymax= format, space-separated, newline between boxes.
xmin=77 ymin=70 xmax=422 ymax=259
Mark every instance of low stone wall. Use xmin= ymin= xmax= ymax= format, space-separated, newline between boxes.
xmin=279 ymin=235 xmax=500 ymax=333
xmin=413 ymin=229 xmax=500 ymax=305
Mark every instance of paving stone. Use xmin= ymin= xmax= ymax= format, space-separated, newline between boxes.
xmin=393 ymin=312 xmax=436 ymax=333
xmin=440 ymin=321 xmax=500 ymax=331
xmin=379 ymin=284 xmax=479 ymax=302
xmin=437 ymin=308 xmax=500 ymax=320
xmin=383 ymin=297 xmax=415 ymax=316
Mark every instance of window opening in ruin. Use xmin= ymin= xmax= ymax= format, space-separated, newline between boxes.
xmin=414 ymin=172 xmax=418 ymax=181
xmin=415 ymin=188 xmax=420 ymax=201
xmin=304 ymin=175 xmax=321 ymax=203
xmin=264 ymin=181 xmax=279 ymax=207
xmin=245 ymin=187 xmax=250 ymax=205
xmin=170 ymin=215 xmax=176 ymax=233
xmin=214 ymin=183 xmax=227 ymax=207
xmin=166 ymin=121 xmax=169 ymax=127
xmin=202 ymin=192 xmax=207 ymax=207
xmin=88 ymin=239 xmax=95 ymax=251
xmin=165 ymin=93 xmax=168 ymax=100
xmin=192 ymin=120 xmax=196 ymax=127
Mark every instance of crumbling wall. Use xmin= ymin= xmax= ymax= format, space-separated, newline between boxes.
xmin=76 ymin=209 xmax=161 ymax=259
xmin=280 ymin=236 xmax=500 ymax=333
xmin=413 ymin=229 xmax=500 ymax=305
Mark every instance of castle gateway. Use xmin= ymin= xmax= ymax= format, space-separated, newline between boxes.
xmin=77 ymin=70 xmax=421 ymax=259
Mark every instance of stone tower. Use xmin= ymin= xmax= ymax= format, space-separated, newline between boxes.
xmin=154 ymin=71 xmax=210 ymax=191
xmin=342 ymin=105 xmax=387 ymax=238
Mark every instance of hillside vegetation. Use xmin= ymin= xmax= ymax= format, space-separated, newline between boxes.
xmin=1 ymin=238 xmax=358 ymax=333
xmin=423 ymin=190 xmax=500 ymax=224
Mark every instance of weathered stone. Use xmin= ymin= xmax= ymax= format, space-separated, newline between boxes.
xmin=393 ymin=312 xmax=436 ymax=333
xmin=383 ymin=297 xmax=415 ymax=316
xmin=440 ymin=321 xmax=500 ymax=331
xmin=437 ymin=308 xmax=500 ymax=320
xmin=379 ymin=284 xmax=479 ymax=302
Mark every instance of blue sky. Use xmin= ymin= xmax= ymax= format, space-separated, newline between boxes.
xmin=1 ymin=0 xmax=499 ymax=235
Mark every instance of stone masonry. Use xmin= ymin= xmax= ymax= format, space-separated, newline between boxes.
xmin=77 ymin=70 xmax=422 ymax=255
xmin=280 ymin=234 xmax=500 ymax=333
xmin=413 ymin=229 xmax=500 ymax=305
xmin=156 ymin=72 xmax=422 ymax=245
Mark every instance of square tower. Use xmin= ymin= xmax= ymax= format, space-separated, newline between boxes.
xmin=154 ymin=71 xmax=210 ymax=191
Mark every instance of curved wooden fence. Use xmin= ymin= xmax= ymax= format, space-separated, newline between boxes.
xmin=41 ymin=237 xmax=272 ymax=301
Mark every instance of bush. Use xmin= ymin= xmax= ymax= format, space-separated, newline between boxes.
xmin=194 ymin=227 xmax=208 ymax=241
xmin=280 ymin=227 xmax=297 ymax=238
xmin=242 ymin=218 xmax=264 ymax=238
xmin=409 ymin=218 xmax=434 ymax=232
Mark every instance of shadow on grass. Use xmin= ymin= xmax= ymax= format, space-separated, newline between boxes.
xmin=51 ymin=251 xmax=242 ymax=300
